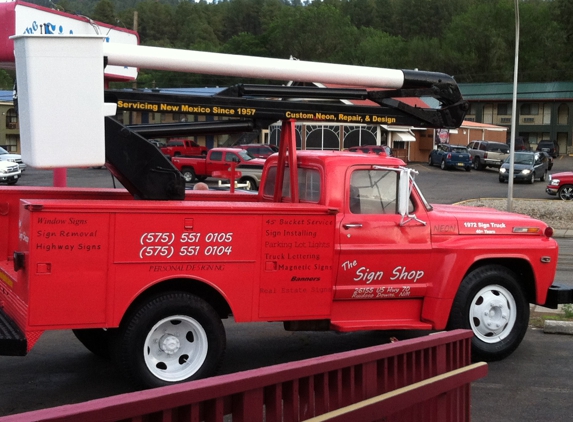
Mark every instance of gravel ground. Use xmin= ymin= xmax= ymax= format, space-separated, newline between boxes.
xmin=456 ymin=198 xmax=573 ymax=230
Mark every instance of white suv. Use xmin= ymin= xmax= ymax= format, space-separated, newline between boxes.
xmin=0 ymin=146 xmax=27 ymax=171
xmin=0 ymin=160 xmax=21 ymax=184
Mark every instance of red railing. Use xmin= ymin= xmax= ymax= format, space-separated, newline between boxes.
xmin=0 ymin=329 xmax=486 ymax=422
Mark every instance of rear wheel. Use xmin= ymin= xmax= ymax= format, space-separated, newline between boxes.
xmin=473 ymin=157 xmax=482 ymax=170
xmin=239 ymin=177 xmax=257 ymax=190
xmin=558 ymin=185 xmax=573 ymax=201
xmin=440 ymin=160 xmax=447 ymax=170
xmin=110 ymin=292 xmax=226 ymax=389
xmin=181 ymin=167 xmax=196 ymax=183
xmin=447 ymin=265 xmax=529 ymax=361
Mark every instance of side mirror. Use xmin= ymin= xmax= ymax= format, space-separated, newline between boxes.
xmin=398 ymin=168 xmax=411 ymax=217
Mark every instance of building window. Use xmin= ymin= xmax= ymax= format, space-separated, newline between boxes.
xmin=497 ymin=103 xmax=511 ymax=116
xmin=268 ymin=125 xmax=302 ymax=149
xmin=6 ymin=108 xmax=18 ymax=129
xmin=4 ymin=135 xmax=19 ymax=152
xmin=520 ymin=104 xmax=539 ymax=115
xmin=343 ymin=125 xmax=378 ymax=149
xmin=306 ymin=125 xmax=339 ymax=150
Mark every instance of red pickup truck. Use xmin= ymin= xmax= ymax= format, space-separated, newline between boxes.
xmin=0 ymin=143 xmax=568 ymax=388
xmin=172 ymin=147 xmax=265 ymax=182
xmin=160 ymin=139 xmax=208 ymax=158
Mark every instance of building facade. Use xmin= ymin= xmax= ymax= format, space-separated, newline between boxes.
xmin=459 ymin=82 xmax=573 ymax=155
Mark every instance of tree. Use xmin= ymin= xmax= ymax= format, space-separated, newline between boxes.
xmin=92 ymin=0 xmax=116 ymax=26
xmin=265 ymin=3 xmax=357 ymax=63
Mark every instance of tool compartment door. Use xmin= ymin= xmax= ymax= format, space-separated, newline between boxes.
xmin=26 ymin=208 xmax=110 ymax=326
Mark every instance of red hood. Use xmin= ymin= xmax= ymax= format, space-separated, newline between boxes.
xmin=429 ymin=204 xmax=549 ymax=235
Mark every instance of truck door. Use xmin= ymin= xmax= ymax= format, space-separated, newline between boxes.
xmin=336 ymin=166 xmax=433 ymax=301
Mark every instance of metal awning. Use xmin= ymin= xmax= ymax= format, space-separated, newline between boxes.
xmin=393 ymin=131 xmax=416 ymax=142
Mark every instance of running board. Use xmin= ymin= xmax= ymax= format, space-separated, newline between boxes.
xmin=331 ymin=320 xmax=433 ymax=332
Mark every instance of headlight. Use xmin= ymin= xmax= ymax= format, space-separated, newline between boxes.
xmin=0 ymin=169 xmax=6 ymax=174
xmin=521 ymin=169 xmax=531 ymax=175
xmin=499 ymin=168 xmax=507 ymax=174
xmin=551 ymin=179 xmax=560 ymax=186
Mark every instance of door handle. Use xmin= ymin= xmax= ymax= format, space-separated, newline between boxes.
xmin=343 ymin=223 xmax=363 ymax=229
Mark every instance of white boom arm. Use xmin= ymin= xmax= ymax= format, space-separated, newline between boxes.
xmin=102 ymin=43 xmax=405 ymax=89
xmin=12 ymin=35 xmax=411 ymax=168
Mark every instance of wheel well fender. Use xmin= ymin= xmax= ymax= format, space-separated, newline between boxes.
xmin=118 ymin=278 xmax=232 ymax=328
xmin=424 ymin=258 xmax=536 ymax=329
xmin=463 ymin=258 xmax=536 ymax=303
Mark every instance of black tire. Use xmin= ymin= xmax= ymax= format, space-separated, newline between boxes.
xmin=447 ymin=265 xmax=529 ymax=362
xmin=239 ymin=177 xmax=257 ymax=190
xmin=181 ymin=167 xmax=196 ymax=183
xmin=473 ymin=157 xmax=482 ymax=171
xmin=73 ymin=328 xmax=112 ymax=359
xmin=110 ymin=292 xmax=226 ymax=389
xmin=440 ymin=160 xmax=447 ymax=170
xmin=498 ymin=176 xmax=505 ymax=183
xmin=428 ymin=156 xmax=433 ymax=166
xmin=529 ymin=173 xmax=535 ymax=184
xmin=558 ymin=185 xmax=573 ymax=201
xmin=196 ymin=176 xmax=208 ymax=182
xmin=465 ymin=166 xmax=472 ymax=172
xmin=7 ymin=179 xmax=18 ymax=185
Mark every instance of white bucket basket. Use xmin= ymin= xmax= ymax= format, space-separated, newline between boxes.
xmin=12 ymin=35 xmax=109 ymax=168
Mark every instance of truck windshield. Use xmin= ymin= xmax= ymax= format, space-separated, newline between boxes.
xmin=238 ymin=150 xmax=255 ymax=161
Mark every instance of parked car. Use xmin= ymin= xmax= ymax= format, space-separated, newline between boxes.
xmin=508 ymin=138 xmax=531 ymax=151
xmin=346 ymin=145 xmax=393 ymax=156
xmin=235 ymin=144 xmax=278 ymax=158
xmin=0 ymin=160 xmax=21 ymax=185
xmin=498 ymin=151 xmax=548 ymax=183
xmin=0 ymin=146 xmax=26 ymax=171
xmin=536 ymin=141 xmax=558 ymax=158
xmin=428 ymin=144 xmax=472 ymax=171
xmin=467 ymin=140 xmax=509 ymax=170
xmin=546 ymin=171 xmax=573 ymax=200
xmin=160 ymin=139 xmax=208 ymax=157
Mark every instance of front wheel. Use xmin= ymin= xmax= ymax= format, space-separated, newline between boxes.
xmin=558 ymin=185 xmax=573 ymax=201
xmin=428 ymin=156 xmax=433 ymax=166
xmin=110 ymin=292 xmax=226 ymax=388
xmin=529 ymin=173 xmax=535 ymax=184
xmin=181 ymin=167 xmax=196 ymax=183
xmin=447 ymin=265 xmax=529 ymax=362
